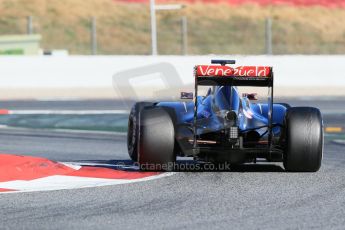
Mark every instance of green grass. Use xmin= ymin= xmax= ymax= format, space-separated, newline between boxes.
xmin=0 ymin=114 xmax=129 ymax=132
xmin=0 ymin=48 xmax=24 ymax=55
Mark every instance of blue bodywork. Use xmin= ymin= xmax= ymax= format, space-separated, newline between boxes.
xmin=158 ymin=86 xmax=287 ymax=135
xmin=156 ymin=85 xmax=288 ymax=159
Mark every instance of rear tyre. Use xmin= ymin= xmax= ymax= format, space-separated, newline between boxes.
xmin=127 ymin=102 xmax=154 ymax=161
xmin=283 ymin=107 xmax=323 ymax=172
xmin=138 ymin=107 xmax=176 ymax=171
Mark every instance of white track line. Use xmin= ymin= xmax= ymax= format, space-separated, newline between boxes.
xmin=332 ymin=140 xmax=345 ymax=145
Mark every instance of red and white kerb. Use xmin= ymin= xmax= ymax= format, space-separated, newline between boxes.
xmin=0 ymin=154 xmax=171 ymax=193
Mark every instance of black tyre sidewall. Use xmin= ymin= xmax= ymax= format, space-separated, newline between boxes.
xmin=284 ymin=107 xmax=323 ymax=172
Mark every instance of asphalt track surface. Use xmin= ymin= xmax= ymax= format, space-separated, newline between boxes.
xmin=0 ymin=99 xmax=345 ymax=230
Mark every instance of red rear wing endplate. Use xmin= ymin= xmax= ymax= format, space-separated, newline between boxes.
xmin=195 ymin=65 xmax=273 ymax=87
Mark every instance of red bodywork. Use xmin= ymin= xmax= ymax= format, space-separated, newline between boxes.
xmin=195 ymin=65 xmax=271 ymax=77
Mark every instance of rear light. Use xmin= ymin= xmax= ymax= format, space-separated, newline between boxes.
xmin=229 ymin=127 xmax=239 ymax=139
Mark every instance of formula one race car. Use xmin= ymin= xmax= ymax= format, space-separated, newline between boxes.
xmin=127 ymin=60 xmax=323 ymax=172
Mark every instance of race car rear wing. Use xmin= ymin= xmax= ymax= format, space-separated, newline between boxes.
xmin=192 ymin=61 xmax=274 ymax=154
xmin=194 ymin=65 xmax=273 ymax=87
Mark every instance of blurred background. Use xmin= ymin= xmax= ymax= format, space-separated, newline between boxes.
xmin=0 ymin=0 xmax=345 ymax=100
xmin=1 ymin=0 xmax=345 ymax=55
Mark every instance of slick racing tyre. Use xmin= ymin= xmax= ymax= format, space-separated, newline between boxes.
xmin=138 ymin=107 xmax=176 ymax=171
xmin=127 ymin=102 xmax=154 ymax=161
xmin=283 ymin=107 xmax=323 ymax=172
